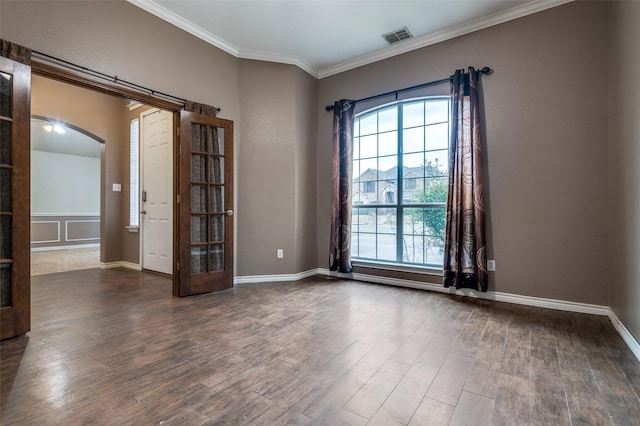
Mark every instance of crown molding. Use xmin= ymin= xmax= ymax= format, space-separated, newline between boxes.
xmin=237 ymin=49 xmax=319 ymax=78
xmin=317 ymin=0 xmax=574 ymax=79
xmin=127 ymin=0 xmax=239 ymax=57
xmin=129 ymin=0 xmax=573 ymax=80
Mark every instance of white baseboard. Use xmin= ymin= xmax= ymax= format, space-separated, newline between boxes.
xmin=99 ymin=261 xmax=141 ymax=271
xmin=608 ymin=309 xmax=640 ymax=362
xmin=317 ymin=268 xmax=609 ymax=316
xmin=234 ymin=268 xmax=321 ymax=285
xmin=31 ymin=243 xmax=100 ymax=252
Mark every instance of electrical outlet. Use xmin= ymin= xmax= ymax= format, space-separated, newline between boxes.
xmin=487 ymin=259 xmax=496 ymax=271
xmin=277 ymin=249 xmax=284 ymax=259
xmin=112 ymin=183 xmax=121 ymax=192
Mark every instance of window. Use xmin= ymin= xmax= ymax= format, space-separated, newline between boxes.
xmin=351 ymin=97 xmax=450 ymax=268
xmin=129 ymin=118 xmax=140 ymax=227
xmin=404 ymin=179 xmax=417 ymax=190
xmin=363 ymin=181 xmax=375 ymax=193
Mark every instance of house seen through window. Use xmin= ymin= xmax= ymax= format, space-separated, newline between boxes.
xmin=351 ymin=97 xmax=450 ymax=267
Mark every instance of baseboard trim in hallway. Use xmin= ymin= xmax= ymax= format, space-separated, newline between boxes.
xmin=100 ymin=261 xmax=142 ymax=271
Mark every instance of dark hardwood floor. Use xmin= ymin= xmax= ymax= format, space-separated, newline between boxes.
xmin=1 ymin=269 xmax=639 ymax=425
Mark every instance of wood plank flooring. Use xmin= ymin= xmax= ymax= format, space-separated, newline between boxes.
xmin=1 ymin=269 xmax=639 ymax=425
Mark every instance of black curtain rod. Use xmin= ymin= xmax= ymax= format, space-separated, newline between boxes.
xmin=325 ymin=66 xmax=491 ymax=111
xmin=32 ymin=50 xmax=221 ymax=112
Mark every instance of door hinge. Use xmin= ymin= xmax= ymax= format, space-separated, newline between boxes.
xmin=177 ymin=262 xmax=180 ymax=271
xmin=176 ymin=194 xmax=180 ymax=204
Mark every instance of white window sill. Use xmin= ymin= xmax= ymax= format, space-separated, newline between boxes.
xmin=352 ymin=260 xmax=443 ymax=276
xmin=125 ymin=226 xmax=139 ymax=233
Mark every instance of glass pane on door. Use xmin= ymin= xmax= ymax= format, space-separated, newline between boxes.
xmin=191 ymin=154 xmax=207 ymax=182
xmin=191 ymin=215 xmax=207 ymax=243
xmin=0 ymin=121 xmax=11 ymax=164
xmin=191 ymin=185 xmax=207 ymax=213
xmin=210 ymin=215 xmax=224 ymax=242
xmin=0 ymin=264 xmax=10 ymax=307
xmin=0 ymin=168 xmax=12 ymax=212
xmin=0 ymin=72 xmax=11 ymax=118
xmin=189 ymin=122 xmax=228 ymax=275
xmin=0 ymin=216 xmax=11 ymax=260
xmin=210 ymin=186 xmax=223 ymax=213
xmin=209 ymin=245 xmax=224 ymax=271
xmin=210 ymin=157 xmax=224 ymax=183
xmin=191 ymin=246 xmax=207 ymax=274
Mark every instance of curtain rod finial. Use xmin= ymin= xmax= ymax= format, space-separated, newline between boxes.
xmin=326 ymin=105 xmax=334 ymax=111
xmin=480 ymin=67 xmax=492 ymax=75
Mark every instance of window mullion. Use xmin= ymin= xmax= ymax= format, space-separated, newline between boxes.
xmin=396 ymin=105 xmax=404 ymax=263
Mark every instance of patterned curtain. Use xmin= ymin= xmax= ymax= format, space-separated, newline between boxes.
xmin=0 ymin=39 xmax=31 ymax=64
xmin=184 ymin=100 xmax=218 ymax=117
xmin=329 ymin=100 xmax=355 ymax=273
xmin=443 ymin=67 xmax=488 ymax=291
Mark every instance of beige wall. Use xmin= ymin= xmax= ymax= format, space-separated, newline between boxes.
xmin=317 ymin=1 xmax=610 ymax=305
xmin=31 ymin=75 xmax=124 ymax=263
xmin=237 ymin=60 xmax=318 ymax=275
xmin=609 ymin=1 xmax=640 ymax=342
xmin=294 ymin=67 xmax=319 ymax=273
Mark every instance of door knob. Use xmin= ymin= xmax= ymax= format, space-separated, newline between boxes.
xmin=140 ymin=210 xmax=147 ymax=215
xmin=226 ymin=210 xmax=234 ymax=216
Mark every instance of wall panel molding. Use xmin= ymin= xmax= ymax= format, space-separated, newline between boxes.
xmin=31 ymin=214 xmax=100 ymax=249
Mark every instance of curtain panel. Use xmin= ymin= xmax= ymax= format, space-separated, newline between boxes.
xmin=184 ymin=100 xmax=218 ymax=117
xmin=329 ymin=99 xmax=355 ymax=273
xmin=0 ymin=39 xmax=31 ymax=64
xmin=443 ymin=67 xmax=488 ymax=291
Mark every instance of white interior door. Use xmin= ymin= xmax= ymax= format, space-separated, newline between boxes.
xmin=141 ymin=109 xmax=173 ymax=274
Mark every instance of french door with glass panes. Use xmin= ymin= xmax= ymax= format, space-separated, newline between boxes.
xmin=175 ymin=111 xmax=234 ymax=296
xmin=0 ymin=55 xmax=31 ymax=339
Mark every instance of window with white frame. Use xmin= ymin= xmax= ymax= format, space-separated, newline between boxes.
xmin=351 ymin=97 xmax=450 ymax=268
xmin=129 ymin=118 xmax=140 ymax=227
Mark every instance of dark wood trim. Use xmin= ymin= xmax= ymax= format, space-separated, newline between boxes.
xmin=31 ymin=61 xmax=183 ymax=113
xmin=0 ymin=56 xmax=31 ymax=340
xmin=174 ymin=112 xmax=234 ymax=297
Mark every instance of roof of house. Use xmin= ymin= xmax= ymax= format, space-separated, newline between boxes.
xmin=354 ymin=164 xmax=446 ymax=182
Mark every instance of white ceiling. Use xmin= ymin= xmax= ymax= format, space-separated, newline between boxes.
xmin=129 ymin=0 xmax=571 ymax=78
xmin=31 ymin=118 xmax=102 ymax=159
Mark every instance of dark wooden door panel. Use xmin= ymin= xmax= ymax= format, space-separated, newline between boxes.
xmin=174 ymin=111 xmax=234 ymax=297
xmin=0 ymin=55 xmax=31 ymax=339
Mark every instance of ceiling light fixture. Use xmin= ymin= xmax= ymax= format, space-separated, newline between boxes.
xmin=42 ymin=122 xmax=66 ymax=134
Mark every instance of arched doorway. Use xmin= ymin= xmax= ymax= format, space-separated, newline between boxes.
xmin=30 ymin=116 xmax=102 ymax=275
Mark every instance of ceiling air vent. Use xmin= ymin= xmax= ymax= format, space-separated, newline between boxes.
xmin=382 ymin=27 xmax=413 ymax=45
